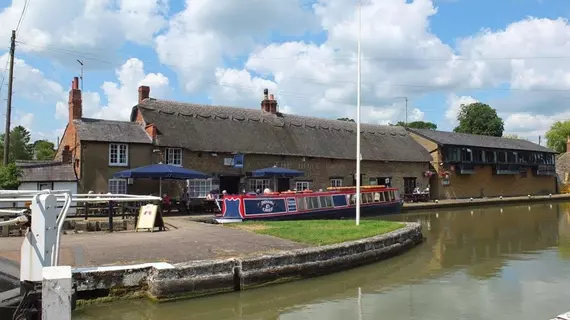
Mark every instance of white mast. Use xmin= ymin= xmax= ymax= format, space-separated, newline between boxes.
xmin=355 ymin=0 xmax=362 ymax=226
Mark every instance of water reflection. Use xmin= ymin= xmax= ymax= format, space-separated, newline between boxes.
xmin=74 ymin=202 xmax=570 ymax=320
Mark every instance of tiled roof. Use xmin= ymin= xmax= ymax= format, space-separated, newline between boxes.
xmin=408 ymin=128 xmax=555 ymax=153
xmin=132 ymin=99 xmax=432 ymax=162
xmin=16 ymin=161 xmax=78 ymax=182
xmin=74 ymin=118 xmax=151 ymax=144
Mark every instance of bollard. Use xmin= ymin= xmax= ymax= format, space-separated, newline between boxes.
xmin=83 ymin=202 xmax=89 ymax=220
xmin=42 ymin=266 xmax=73 ymax=320
xmin=108 ymin=201 xmax=114 ymax=233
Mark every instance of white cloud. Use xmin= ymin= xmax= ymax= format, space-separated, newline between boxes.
xmin=0 ymin=0 xmax=168 ymax=66
xmin=55 ymin=58 xmax=170 ymax=121
xmin=154 ymin=0 xmax=316 ymax=93
xmin=443 ymin=94 xmax=478 ymax=129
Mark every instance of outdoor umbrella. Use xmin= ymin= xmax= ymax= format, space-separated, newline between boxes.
xmin=112 ymin=163 xmax=210 ymax=194
xmin=251 ymin=166 xmax=304 ymax=191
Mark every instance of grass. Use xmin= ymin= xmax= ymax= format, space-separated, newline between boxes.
xmin=228 ymin=219 xmax=405 ymax=246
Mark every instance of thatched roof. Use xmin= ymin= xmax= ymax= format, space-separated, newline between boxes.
xmin=73 ymin=118 xmax=151 ymax=144
xmin=16 ymin=161 xmax=77 ymax=182
xmin=131 ymin=99 xmax=432 ymax=162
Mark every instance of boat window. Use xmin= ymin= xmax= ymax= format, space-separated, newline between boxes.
xmin=310 ymin=197 xmax=320 ymax=209
xmin=374 ymin=192 xmax=381 ymax=202
xmin=323 ymin=196 xmax=333 ymax=207
xmin=361 ymin=193 xmax=368 ymax=204
xmin=319 ymin=196 xmax=327 ymax=207
xmin=365 ymin=193 xmax=373 ymax=203
xmin=389 ymin=191 xmax=395 ymax=201
xmin=348 ymin=194 xmax=356 ymax=205
xmin=297 ymin=198 xmax=306 ymax=211
xmin=384 ymin=191 xmax=390 ymax=201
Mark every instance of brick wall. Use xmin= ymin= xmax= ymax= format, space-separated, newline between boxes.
xmin=55 ymin=123 xmax=81 ymax=182
xmin=434 ymin=165 xmax=556 ymax=199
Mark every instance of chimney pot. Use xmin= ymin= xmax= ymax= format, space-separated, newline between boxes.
xmin=138 ymin=86 xmax=150 ymax=104
xmin=269 ymin=94 xmax=274 ymax=100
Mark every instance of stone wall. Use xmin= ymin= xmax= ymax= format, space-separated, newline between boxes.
xmin=71 ymin=223 xmax=423 ymax=303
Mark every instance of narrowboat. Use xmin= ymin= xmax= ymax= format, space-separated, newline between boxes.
xmin=215 ymin=185 xmax=403 ymax=223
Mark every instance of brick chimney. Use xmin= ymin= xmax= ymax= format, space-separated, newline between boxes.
xmin=260 ymin=88 xmax=278 ymax=114
xmin=138 ymin=85 xmax=150 ymax=104
xmin=68 ymin=77 xmax=82 ymax=121
xmin=145 ymin=123 xmax=157 ymax=141
xmin=62 ymin=145 xmax=72 ymax=163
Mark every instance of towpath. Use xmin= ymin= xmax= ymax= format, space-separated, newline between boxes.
xmin=0 ymin=217 xmax=307 ymax=270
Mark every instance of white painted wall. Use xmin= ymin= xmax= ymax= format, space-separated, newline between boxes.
xmin=18 ymin=181 xmax=77 ymax=214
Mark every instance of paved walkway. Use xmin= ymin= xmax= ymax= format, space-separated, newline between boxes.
xmin=0 ymin=217 xmax=307 ymax=272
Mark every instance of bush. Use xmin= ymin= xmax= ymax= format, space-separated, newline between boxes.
xmin=0 ymin=163 xmax=21 ymax=190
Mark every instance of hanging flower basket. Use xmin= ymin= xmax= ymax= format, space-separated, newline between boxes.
xmin=424 ymin=170 xmax=435 ymax=177
xmin=439 ymin=170 xmax=451 ymax=178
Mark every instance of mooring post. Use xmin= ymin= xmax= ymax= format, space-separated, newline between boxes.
xmin=83 ymin=202 xmax=89 ymax=220
xmin=108 ymin=201 xmax=114 ymax=233
xmin=42 ymin=266 xmax=72 ymax=320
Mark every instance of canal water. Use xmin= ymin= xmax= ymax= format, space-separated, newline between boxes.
xmin=74 ymin=202 xmax=570 ymax=320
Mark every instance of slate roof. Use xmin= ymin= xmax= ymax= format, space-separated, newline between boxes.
xmin=408 ymin=128 xmax=555 ymax=153
xmin=74 ymin=118 xmax=151 ymax=144
xmin=131 ymin=99 xmax=432 ymax=162
xmin=16 ymin=161 xmax=78 ymax=182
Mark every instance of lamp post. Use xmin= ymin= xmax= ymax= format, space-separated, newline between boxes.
xmin=355 ymin=0 xmax=362 ymax=226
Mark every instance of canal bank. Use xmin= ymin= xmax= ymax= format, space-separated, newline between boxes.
xmin=74 ymin=202 xmax=570 ymax=320
xmin=72 ymin=222 xmax=423 ymax=304
xmin=402 ymin=193 xmax=570 ymax=212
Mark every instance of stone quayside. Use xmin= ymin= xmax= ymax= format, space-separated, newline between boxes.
xmin=72 ymin=223 xmax=423 ymax=303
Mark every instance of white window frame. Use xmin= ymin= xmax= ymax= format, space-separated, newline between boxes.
xmin=295 ymin=181 xmax=311 ymax=191
xmin=248 ymin=179 xmax=271 ymax=192
xmin=37 ymin=182 xmax=54 ymax=190
xmin=330 ymin=178 xmax=343 ymax=187
xmin=165 ymin=148 xmax=182 ymax=166
xmin=108 ymin=179 xmax=127 ymax=194
xmin=188 ymin=179 xmax=213 ymax=198
xmin=109 ymin=143 xmax=128 ymax=166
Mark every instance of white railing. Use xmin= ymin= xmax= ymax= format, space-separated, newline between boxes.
xmin=0 ymin=190 xmax=161 ymax=203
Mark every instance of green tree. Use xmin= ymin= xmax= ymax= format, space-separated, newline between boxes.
xmin=503 ymin=133 xmax=527 ymax=140
xmin=33 ymin=140 xmax=56 ymax=160
xmin=545 ymin=120 xmax=570 ymax=153
xmin=395 ymin=121 xmax=437 ymax=130
xmin=0 ymin=126 xmax=33 ymax=162
xmin=453 ymin=102 xmax=504 ymax=137
xmin=337 ymin=117 xmax=355 ymax=122
xmin=0 ymin=163 xmax=21 ymax=189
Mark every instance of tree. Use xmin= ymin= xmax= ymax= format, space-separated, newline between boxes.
xmin=0 ymin=126 xmax=33 ymax=162
xmin=394 ymin=121 xmax=437 ymax=130
xmin=545 ymin=120 xmax=570 ymax=153
xmin=0 ymin=163 xmax=21 ymax=189
xmin=337 ymin=118 xmax=355 ymax=122
xmin=453 ymin=102 xmax=504 ymax=137
xmin=503 ymin=133 xmax=527 ymax=140
xmin=33 ymin=140 xmax=56 ymax=160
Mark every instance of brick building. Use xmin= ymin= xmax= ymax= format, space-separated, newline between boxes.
xmin=56 ymin=78 xmax=433 ymax=197
xmin=408 ymin=128 xmax=557 ymax=199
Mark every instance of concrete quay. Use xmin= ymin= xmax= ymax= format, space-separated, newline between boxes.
xmin=402 ymin=193 xmax=570 ymax=212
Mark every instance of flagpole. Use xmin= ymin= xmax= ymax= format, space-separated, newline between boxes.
xmin=355 ymin=0 xmax=362 ymax=226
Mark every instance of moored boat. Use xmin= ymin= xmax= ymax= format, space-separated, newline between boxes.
xmin=215 ymin=185 xmax=402 ymax=223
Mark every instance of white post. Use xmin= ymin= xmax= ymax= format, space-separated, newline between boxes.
xmin=355 ymin=0 xmax=362 ymax=226
xmin=42 ymin=266 xmax=72 ymax=320
xmin=20 ymin=193 xmax=58 ymax=282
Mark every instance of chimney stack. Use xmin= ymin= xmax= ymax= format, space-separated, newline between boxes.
xmin=138 ymin=85 xmax=150 ymax=104
xmin=62 ymin=145 xmax=72 ymax=163
xmin=261 ymin=88 xmax=278 ymax=114
xmin=68 ymin=76 xmax=82 ymax=121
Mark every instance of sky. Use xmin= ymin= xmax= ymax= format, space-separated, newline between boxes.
xmin=0 ymin=0 xmax=570 ymax=145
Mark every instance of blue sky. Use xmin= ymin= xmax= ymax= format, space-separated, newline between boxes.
xmin=0 ymin=0 xmax=569 ymax=143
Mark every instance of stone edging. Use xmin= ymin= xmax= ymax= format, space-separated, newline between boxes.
xmin=73 ymin=222 xmax=423 ymax=303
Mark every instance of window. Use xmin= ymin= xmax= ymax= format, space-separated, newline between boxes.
xmin=484 ymin=151 xmax=496 ymax=163
xmin=445 ymin=147 xmax=460 ymax=162
xmin=109 ymin=143 xmax=128 ymax=166
xmin=461 ymin=148 xmax=473 ymax=162
xmin=473 ymin=149 xmax=484 ymax=163
xmin=296 ymin=181 xmax=311 ymax=191
xmin=497 ymin=151 xmax=506 ymax=163
xmin=330 ymin=178 xmax=343 ymax=187
xmin=403 ymin=177 xmax=417 ymax=194
xmin=188 ymin=179 xmax=213 ymax=198
xmin=507 ymin=152 xmax=516 ymax=163
xmin=108 ymin=179 xmax=127 ymax=194
xmin=37 ymin=182 xmax=53 ymax=190
xmin=297 ymin=198 xmax=307 ymax=211
xmin=165 ymin=148 xmax=182 ymax=166
xmin=248 ymin=179 xmax=271 ymax=192
xmin=319 ymin=196 xmax=333 ymax=208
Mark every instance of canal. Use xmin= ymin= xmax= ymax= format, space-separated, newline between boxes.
xmin=74 ymin=202 xmax=570 ymax=320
